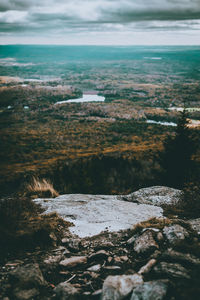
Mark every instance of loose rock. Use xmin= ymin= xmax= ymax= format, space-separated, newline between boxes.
xmin=134 ymin=231 xmax=159 ymax=254
xmin=138 ymin=259 xmax=157 ymax=275
xmin=54 ymin=282 xmax=80 ymax=300
xmin=87 ymin=264 xmax=101 ymax=272
xmin=124 ymin=186 xmax=181 ymax=206
xmin=88 ymin=250 xmax=109 ymax=262
xmin=163 ymin=225 xmax=189 ymax=245
xmin=59 ymin=256 xmax=87 ymax=268
xmin=101 ymin=274 xmax=143 ymax=300
xmin=130 ymin=280 xmax=168 ymax=300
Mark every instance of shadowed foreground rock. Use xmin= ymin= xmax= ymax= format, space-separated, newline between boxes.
xmin=54 ymin=282 xmax=80 ymax=300
xmin=130 ymin=280 xmax=168 ymax=300
xmin=1 ymin=186 xmax=200 ymax=299
xmin=10 ymin=263 xmax=47 ymax=300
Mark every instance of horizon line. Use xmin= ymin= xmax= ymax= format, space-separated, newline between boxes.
xmin=0 ymin=44 xmax=200 ymax=46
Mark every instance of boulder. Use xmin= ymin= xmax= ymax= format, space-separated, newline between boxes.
xmin=123 ymin=186 xmax=181 ymax=206
xmin=10 ymin=263 xmax=47 ymax=289
xmin=130 ymin=280 xmax=168 ymax=300
xmin=154 ymin=262 xmax=190 ymax=279
xmin=59 ymin=256 xmax=87 ymax=268
xmin=134 ymin=231 xmax=159 ymax=254
xmin=163 ymin=225 xmax=189 ymax=245
xmin=101 ymin=274 xmax=143 ymax=300
xmin=54 ymin=282 xmax=80 ymax=300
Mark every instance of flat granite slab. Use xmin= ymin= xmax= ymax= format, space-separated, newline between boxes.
xmin=34 ymin=194 xmax=163 ymax=238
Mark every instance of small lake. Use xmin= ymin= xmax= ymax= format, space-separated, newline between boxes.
xmin=55 ymin=94 xmax=105 ymax=105
xmin=146 ymin=120 xmax=177 ymax=126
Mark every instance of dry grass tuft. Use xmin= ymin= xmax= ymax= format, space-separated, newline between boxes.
xmin=131 ymin=217 xmax=173 ymax=234
xmin=27 ymin=177 xmax=59 ymax=198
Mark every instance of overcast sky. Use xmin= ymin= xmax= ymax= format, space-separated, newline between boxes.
xmin=0 ymin=0 xmax=200 ymax=45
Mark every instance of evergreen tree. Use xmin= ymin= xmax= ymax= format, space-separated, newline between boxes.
xmin=160 ymin=108 xmax=197 ymax=188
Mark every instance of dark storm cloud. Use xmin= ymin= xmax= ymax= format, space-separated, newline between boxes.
xmin=0 ymin=1 xmax=200 ymax=42
xmin=0 ymin=0 xmax=39 ymax=12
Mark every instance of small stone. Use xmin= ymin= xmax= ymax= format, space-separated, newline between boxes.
xmin=138 ymin=259 xmax=157 ymax=275
xmin=134 ymin=231 xmax=159 ymax=255
xmin=67 ymin=239 xmax=81 ymax=252
xmin=163 ymin=225 xmax=189 ymax=245
xmin=188 ymin=218 xmax=200 ymax=235
xmin=114 ymin=256 xmax=129 ymax=263
xmin=88 ymin=272 xmax=99 ymax=279
xmin=52 ymin=246 xmax=66 ymax=253
xmin=83 ymin=291 xmax=91 ymax=296
xmin=101 ymin=274 xmax=143 ymax=300
xmin=49 ymin=232 xmax=57 ymax=243
xmin=108 ymin=256 xmax=113 ymax=263
xmin=87 ymin=264 xmax=101 ymax=272
xmin=92 ymin=289 xmax=102 ymax=296
xmin=127 ymin=236 xmax=136 ymax=245
xmin=151 ymin=250 xmax=161 ymax=259
xmin=44 ymin=255 xmax=63 ymax=265
xmin=157 ymin=232 xmax=164 ymax=242
xmin=130 ymin=280 xmax=168 ymax=300
xmin=154 ymin=262 xmax=190 ymax=279
xmin=105 ymin=266 xmax=121 ymax=270
xmin=95 ymin=241 xmax=115 ymax=250
xmin=59 ymin=256 xmax=87 ymax=268
xmin=54 ymin=282 xmax=80 ymax=300
xmin=62 ymin=237 xmax=68 ymax=244
xmin=88 ymin=250 xmax=109 ymax=262
xmin=63 ymin=249 xmax=71 ymax=256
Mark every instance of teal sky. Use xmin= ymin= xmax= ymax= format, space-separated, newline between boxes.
xmin=0 ymin=0 xmax=200 ymax=45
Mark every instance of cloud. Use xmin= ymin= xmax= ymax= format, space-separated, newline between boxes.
xmin=0 ymin=0 xmax=200 ymax=44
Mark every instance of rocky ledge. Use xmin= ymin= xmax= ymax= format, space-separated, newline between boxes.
xmin=33 ymin=186 xmax=180 ymax=237
xmin=0 ymin=186 xmax=200 ymax=300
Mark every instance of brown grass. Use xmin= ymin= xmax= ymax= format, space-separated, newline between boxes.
xmin=131 ymin=217 xmax=173 ymax=234
xmin=27 ymin=177 xmax=59 ymax=198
